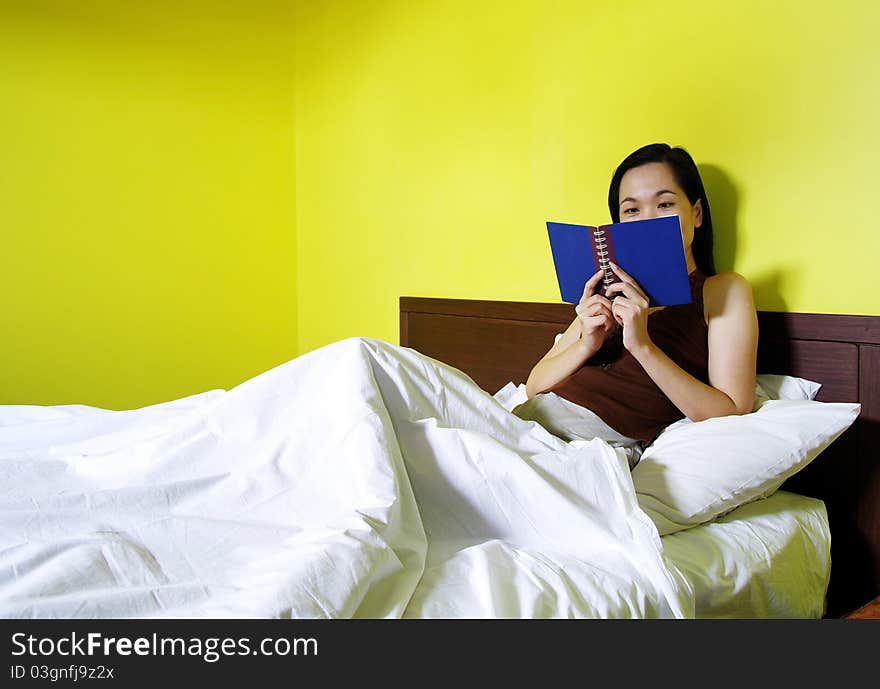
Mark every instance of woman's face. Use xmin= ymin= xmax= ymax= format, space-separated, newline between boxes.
xmin=617 ymin=162 xmax=702 ymax=268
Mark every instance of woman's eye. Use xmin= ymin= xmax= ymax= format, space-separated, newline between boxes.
xmin=658 ymin=201 xmax=674 ymax=209
xmin=622 ymin=208 xmax=638 ymax=214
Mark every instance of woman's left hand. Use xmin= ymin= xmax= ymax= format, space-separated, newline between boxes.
xmin=604 ymin=261 xmax=654 ymax=356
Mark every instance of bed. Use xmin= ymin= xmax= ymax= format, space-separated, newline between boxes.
xmin=400 ymin=296 xmax=880 ymax=618
xmin=0 ymin=303 xmax=875 ymax=619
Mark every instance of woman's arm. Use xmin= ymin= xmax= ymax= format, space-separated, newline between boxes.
xmin=525 ymin=317 xmax=592 ymax=398
xmin=620 ymin=271 xmax=758 ymax=421
xmin=525 ymin=269 xmax=616 ymax=398
xmin=610 ymin=266 xmax=758 ymax=421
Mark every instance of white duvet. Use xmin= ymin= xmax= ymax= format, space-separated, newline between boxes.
xmin=0 ymin=338 xmax=693 ymax=618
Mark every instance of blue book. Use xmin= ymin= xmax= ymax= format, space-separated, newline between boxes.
xmin=546 ymin=215 xmax=692 ymax=307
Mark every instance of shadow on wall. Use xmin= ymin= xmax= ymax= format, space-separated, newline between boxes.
xmin=699 ymin=163 xmax=790 ymax=313
xmin=698 ymin=163 xmax=739 ymax=273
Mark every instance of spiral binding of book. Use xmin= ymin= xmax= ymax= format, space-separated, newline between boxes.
xmin=592 ymin=226 xmax=616 ymax=292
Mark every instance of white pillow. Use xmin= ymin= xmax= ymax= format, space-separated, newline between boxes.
xmin=753 ymin=373 xmax=821 ymax=409
xmin=493 ymin=381 xmax=529 ymax=412
xmin=632 ymin=399 xmax=860 ymax=536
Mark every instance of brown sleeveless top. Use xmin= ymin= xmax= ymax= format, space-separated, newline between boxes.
xmin=549 ymin=269 xmax=710 ymax=446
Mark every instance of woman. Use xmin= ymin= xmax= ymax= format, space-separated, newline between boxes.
xmin=520 ymin=143 xmax=758 ymax=464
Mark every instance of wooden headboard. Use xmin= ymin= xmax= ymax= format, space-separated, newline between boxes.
xmin=400 ymin=296 xmax=880 ymax=617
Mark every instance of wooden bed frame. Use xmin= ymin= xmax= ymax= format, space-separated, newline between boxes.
xmin=400 ymin=296 xmax=880 ymax=618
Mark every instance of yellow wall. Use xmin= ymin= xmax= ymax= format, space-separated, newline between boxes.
xmin=295 ymin=0 xmax=880 ymax=356
xmin=3 ymin=1 xmax=878 ymax=407
xmin=0 ymin=1 xmax=297 ymax=407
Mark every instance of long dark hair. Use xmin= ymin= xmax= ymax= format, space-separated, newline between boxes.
xmin=607 ymin=143 xmax=716 ymax=276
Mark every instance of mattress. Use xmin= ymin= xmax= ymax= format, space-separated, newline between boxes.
xmin=661 ymin=490 xmax=830 ymax=618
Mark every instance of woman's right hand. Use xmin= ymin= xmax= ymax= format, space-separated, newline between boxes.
xmin=524 ymin=269 xmax=617 ymax=397
xmin=575 ymin=269 xmax=616 ymax=358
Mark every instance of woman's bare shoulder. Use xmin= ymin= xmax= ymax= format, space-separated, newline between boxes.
xmin=703 ymin=271 xmax=755 ymax=319
xmin=704 ymin=270 xmax=751 ymax=291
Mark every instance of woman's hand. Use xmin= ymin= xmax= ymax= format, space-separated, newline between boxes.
xmin=575 ymin=269 xmax=616 ymax=358
xmin=604 ymin=261 xmax=653 ymax=356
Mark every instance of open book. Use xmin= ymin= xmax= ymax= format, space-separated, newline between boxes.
xmin=546 ymin=215 xmax=691 ymax=306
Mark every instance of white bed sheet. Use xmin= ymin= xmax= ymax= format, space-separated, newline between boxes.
xmin=660 ymin=489 xmax=830 ymax=618
xmin=0 ymin=338 xmax=692 ymax=619
xmin=0 ymin=340 xmax=831 ymax=619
